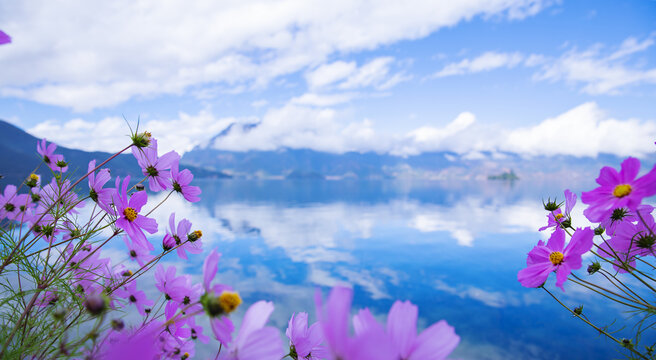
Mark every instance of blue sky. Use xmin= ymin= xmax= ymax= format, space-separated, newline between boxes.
xmin=0 ymin=0 xmax=655 ymax=157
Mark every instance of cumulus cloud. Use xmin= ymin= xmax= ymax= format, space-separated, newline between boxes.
xmin=432 ymin=51 xmax=525 ymax=78
xmin=0 ymin=0 xmax=552 ymax=111
xmin=27 ymin=110 xmax=237 ymax=154
xmin=501 ymin=102 xmax=656 ymax=157
xmin=28 ymin=101 xmax=656 ymax=159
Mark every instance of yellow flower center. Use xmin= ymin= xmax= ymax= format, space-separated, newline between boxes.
xmin=554 ymin=213 xmax=564 ymax=220
xmin=613 ymin=184 xmax=632 ymax=198
xmin=218 ymin=291 xmax=242 ymax=314
xmin=29 ymin=174 xmax=39 ymax=181
xmin=193 ymin=230 xmax=202 ymax=238
xmin=123 ymin=207 xmax=138 ymax=222
xmin=549 ymin=251 xmax=564 ymax=265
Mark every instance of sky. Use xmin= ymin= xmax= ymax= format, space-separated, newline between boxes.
xmin=0 ymin=0 xmax=655 ymax=158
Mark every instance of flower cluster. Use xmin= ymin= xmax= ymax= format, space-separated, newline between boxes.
xmin=0 ymin=133 xmax=460 ymax=360
xmin=518 ymin=156 xmax=656 ymax=357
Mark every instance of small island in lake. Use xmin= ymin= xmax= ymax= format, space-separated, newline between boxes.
xmin=488 ymin=169 xmax=519 ymax=181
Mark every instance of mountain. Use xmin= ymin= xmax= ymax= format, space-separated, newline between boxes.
xmin=182 ymin=121 xmax=654 ymax=182
xmin=0 ymin=120 xmax=229 ymax=188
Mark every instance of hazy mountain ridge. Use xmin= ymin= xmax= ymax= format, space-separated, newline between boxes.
xmin=0 ymin=120 xmax=230 ymax=187
xmin=182 ymin=121 xmax=656 ymax=181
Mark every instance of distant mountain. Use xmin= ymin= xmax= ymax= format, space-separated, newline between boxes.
xmin=182 ymin=121 xmax=654 ymax=182
xmin=0 ymin=120 xmax=230 ymax=188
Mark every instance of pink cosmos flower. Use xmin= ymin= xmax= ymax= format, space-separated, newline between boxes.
xmin=132 ymin=139 xmax=180 ymax=192
xmin=36 ymin=138 xmax=67 ymax=172
xmin=112 ymin=175 xmax=157 ymax=250
xmin=600 ymin=204 xmax=655 ymax=236
xmin=315 ymin=286 xmax=396 ymax=360
xmin=203 ymin=249 xmax=236 ymax=346
xmin=164 ymin=213 xmax=201 ymax=259
xmin=360 ymin=300 xmax=460 ymax=360
xmin=39 ymin=179 xmax=84 ymax=215
xmin=87 ymin=160 xmax=114 ymax=214
xmin=114 ymin=280 xmax=154 ymax=316
xmin=0 ymin=30 xmax=10 ymax=45
xmin=581 ymin=157 xmax=656 ymax=223
xmin=286 ymin=312 xmax=329 ymax=360
xmin=98 ymin=320 xmax=162 ymax=360
xmin=171 ymin=161 xmax=201 ymax=202
xmin=155 ymin=264 xmax=189 ymax=303
xmin=220 ymin=301 xmax=285 ymax=360
xmin=124 ymin=236 xmax=154 ymax=267
xmin=598 ymin=213 xmax=656 ymax=272
xmin=0 ymin=185 xmax=29 ymax=221
xmin=539 ymin=189 xmax=576 ymax=231
xmin=518 ymin=227 xmax=594 ymax=291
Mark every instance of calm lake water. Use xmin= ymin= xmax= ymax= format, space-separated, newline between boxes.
xmin=142 ymin=178 xmax=651 ymax=359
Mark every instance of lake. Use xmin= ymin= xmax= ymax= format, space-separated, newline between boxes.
xmin=142 ymin=178 xmax=649 ymax=359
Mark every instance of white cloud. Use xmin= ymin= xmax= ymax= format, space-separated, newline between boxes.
xmin=432 ymin=51 xmax=525 ymax=78
xmin=501 ymin=102 xmax=656 ymax=157
xmin=27 ymin=110 xmax=237 ymax=154
xmin=305 ymin=61 xmax=357 ymax=89
xmin=533 ymin=35 xmax=656 ymax=94
xmin=0 ymin=0 xmax=552 ymax=111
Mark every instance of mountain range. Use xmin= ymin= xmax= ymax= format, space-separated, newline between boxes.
xmin=1 ymin=119 xmax=652 ymax=188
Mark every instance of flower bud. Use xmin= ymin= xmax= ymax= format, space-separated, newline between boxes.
xmin=111 ymin=319 xmax=125 ymax=331
xmin=163 ymin=235 xmax=175 ymax=251
xmin=543 ymin=197 xmax=561 ymax=212
xmin=136 ymin=183 xmax=145 ymax=191
xmin=573 ymin=305 xmax=583 ymax=315
xmin=84 ymin=293 xmax=107 ymax=316
xmin=587 ymin=262 xmax=601 ymax=275
xmin=188 ymin=230 xmax=202 ymax=242
xmin=594 ymin=226 xmax=604 ymax=236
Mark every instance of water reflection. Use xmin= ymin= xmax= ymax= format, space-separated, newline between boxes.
xmin=143 ymin=179 xmax=637 ymax=359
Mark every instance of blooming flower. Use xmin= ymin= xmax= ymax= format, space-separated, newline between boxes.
xmin=0 ymin=185 xmax=29 ymax=221
xmin=600 ymin=204 xmax=654 ymax=236
xmin=163 ymin=213 xmax=202 ymax=259
xmin=113 ymin=175 xmax=157 ymax=250
xmin=582 ymin=157 xmax=656 ymax=223
xmin=315 ymin=286 xmax=396 ymax=360
xmin=286 ymin=312 xmax=329 ymax=360
xmin=114 ymin=280 xmax=154 ymax=316
xmin=379 ymin=300 xmax=459 ymax=360
xmin=220 ymin=301 xmax=285 ymax=360
xmin=132 ymin=139 xmax=180 ymax=192
xmin=171 ymin=161 xmax=201 ymax=202
xmin=36 ymin=138 xmax=67 ymax=172
xmin=154 ymin=264 xmax=189 ymax=303
xmin=539 ymin=189 xmax=576 ymax=231
xmin=87 ymin=160 xmax=114 ymax=214
xmin=518 ymin=227 xmax=594 ymax=291
xmin=598 ymin=212 xmax=656 ymax=272
xmin=124 ymin=236 xmax=154 ymax=267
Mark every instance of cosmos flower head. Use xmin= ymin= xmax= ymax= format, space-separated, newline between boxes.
xmin=518 ymin=227 xmax=594 ymax=291
xmin=581 ymin=157 xmax=656 ymax=223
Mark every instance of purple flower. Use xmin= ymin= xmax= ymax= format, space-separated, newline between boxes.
xmin=598 ymin=213 xmax=656 ymax=272
xmin=315 ymin=286 xmax=396 ymax=360
xmin=222 ymin=301 xmax=285 ymax=360
xmin=155 ymin=264 xmax=189 ymax=303
xmin=114 ymin=280 xmax=154 ymax=316
xmin=113 ymin=175 xmax=157 ymax=250
xmin=132 ymin=139 xmax=180 ymax=192
xmin=539 ymin=189 xmax=576 ymax=231
xmin=286 ymin=312 xmax=329 ymax=360
xmin=382 ymin=300 xmax=459 ymax=360
xmin=582 ymin=157 xmax=656 ymax=223
xmin=0 ymin=30 xmax=11 ymax=45
xmin=163 ymin=213 xmax=201 ymax=259
xmin=88 ymin=160 xmax=114 ymax=214
xmin=188 ymin=317 xmax=210 ymax=344
xmin=171 ymin=161 xmax=201 ymax=202
xmin=98 ymin=320 xmax=163 ymax=359
xmin=39 ymin=179 xmax=84 ymax=214
xmin=600 ymin=204 xmax=655 ymax=236
xmin=36 ymin=138 xmax=67 ymax=172
xmin=0 ymin=185 xmax=30 ymax=221
xmin=518 ymin=227 xmax=594 ymax=291
xmin=124 ymin=236 xmax=154 ymax=267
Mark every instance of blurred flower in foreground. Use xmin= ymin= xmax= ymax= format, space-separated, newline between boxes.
xmin=0 ymin=30 xmax=10 ymax=45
